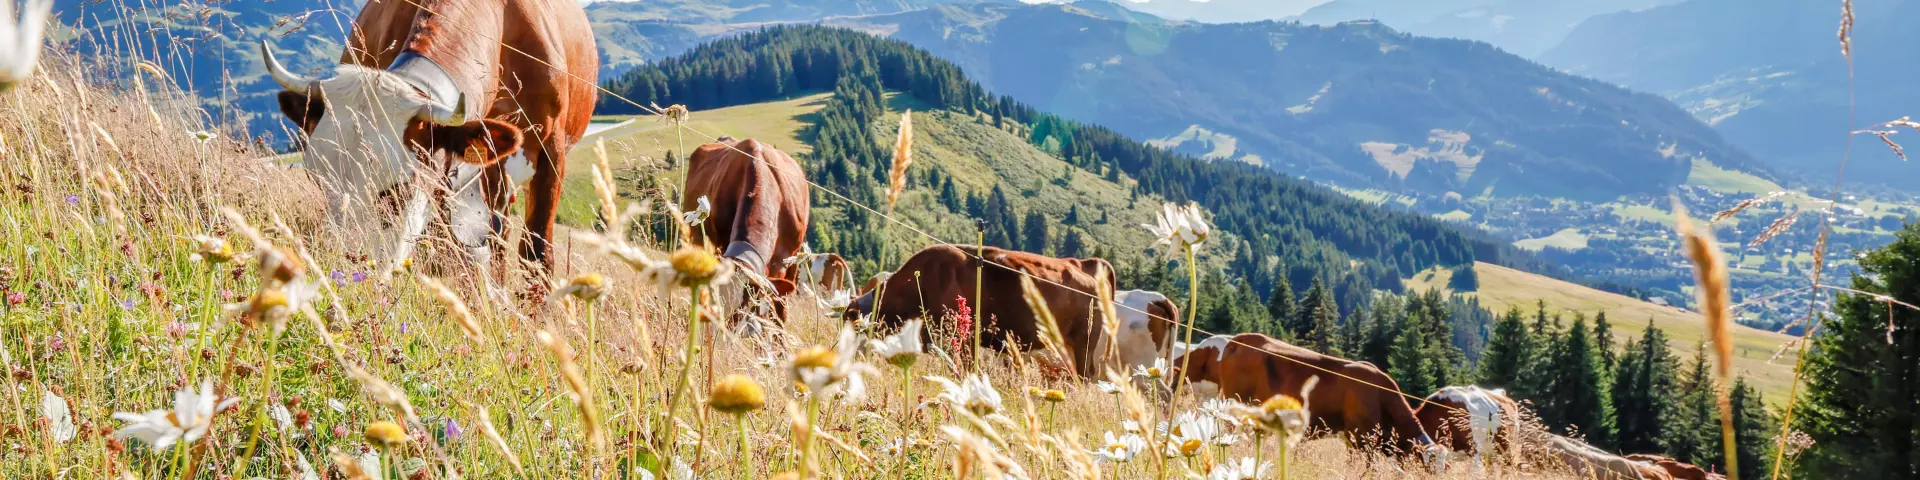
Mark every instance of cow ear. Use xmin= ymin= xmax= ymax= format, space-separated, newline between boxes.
xmin=437 ymin=119 xmax=524 ymax=166
xmin=277 ymin=90 xmax=326 ymax=133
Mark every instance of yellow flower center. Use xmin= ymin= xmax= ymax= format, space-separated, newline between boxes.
xmin=1262 ymin=394 xmax=1303 ymax=414
xmin=669 ymin=247 xmax=720 ymax=284
xmin=793 ymin=346 xmax=837 ymax=371
xmin=364 ymin=421 xmax=408 ymax=448
xmin=1180 ymin=439 xmax=1203 ymax=456
xmin=1043 ymin=390 xmax=1066 ymax=402
xmin=709 ymin=374 xmax=767 ymax=414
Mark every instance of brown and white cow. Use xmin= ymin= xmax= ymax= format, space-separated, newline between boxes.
xmin=682 ymin=138 xmax=810 ymax=326
xmin=1624 ymin=454 xmax=1723 ymax=480
xmin=682 ymin=138 xmax=809 ymax=285
xmin=1415 ymin=386 xmax=1521 ymax=468
xmin=785 ymin=251 xmax=850 ymax=296
xmin=1172 ymin=332 xmax=1441 ymax=457
xmin=846 ymin=244 xmax=1114 ymax=377
xmin=1112 ymin=290 xmax=1178 ymax=372
xmin=1541 ymin=435 xmax=1674 ymax=480
xmin=263 ymin=0 xmax=597 ymax=273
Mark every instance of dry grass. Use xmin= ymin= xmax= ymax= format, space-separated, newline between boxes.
xmin=0 ymin=57 xmax=1631 ymax=479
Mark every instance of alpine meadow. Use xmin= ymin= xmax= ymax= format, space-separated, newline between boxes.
xmin=4 ymin=1 xmax=1917 ymax=479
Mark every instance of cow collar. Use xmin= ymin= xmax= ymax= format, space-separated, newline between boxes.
xmin=723 ymin=241 xmax=766 ymax=276
xmin=387 ymin=51 xmax=465 ymax=117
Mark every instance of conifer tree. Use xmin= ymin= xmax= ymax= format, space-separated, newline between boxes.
xmin=1389 ymin=314 xmax=1436 ymax=397
xmin=1294 ymin=277 xmax=1330 ymax=340
xmin=1610 ymin=320 xmax=1676 ymax=455
xmin=1478 ymin=307 xmax=1533 ymax=390
xmin=1543 ymin=314 xmax=1613 ymax=446
xmin=1796 ymin=223 xmax=1920 ymax=478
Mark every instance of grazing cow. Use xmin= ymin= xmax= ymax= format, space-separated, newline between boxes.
xmin=1625 ymin=454 xmax=1723 ymax=480
xmin=1416 ymin=386 xmax=1521 ymax=468
xmin=263 ymin=0 xmax=598 ymax=272
xmin=1112 ymin=290 xmax=1179 ymax=372
xmin=1172 ymin=333 xmax=1441 ymax=457
xmin=1543 ymin=435 xmax=1673 ymax=480
xmin=0 ymin=0 xmax=51 ymax=93
xmin=846 ymin=244 xmax=1114 ymax=377
xmin=787 ymin=252 xmax=850 ymax=295
xmin=682 ymin=138 xmax=809 ymax=293
xmin=857 ymin=271 xmax=892 ymax=296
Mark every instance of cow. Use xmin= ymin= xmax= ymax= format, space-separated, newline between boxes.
xmin=0 ymin=0 xmax=51 ymax=93
xmin=262 ymin=0 xmax=597 ymax=273
xmin=1541 ymin=435 xmax=1674 ymax=480
xmin=845 ymin=244 xmax=1114 ymax=377
xmin=1415 ymin=386 xmax=1521 ymax=468
xmin=858 ymin=271 xmax=892 ymax=296
xmin=1171 ymin=333 xmax=1442 ymax=458
xmin=786 ymin=252 xmax=850 ymax=296
xmin=682 ymin=138 xmax=810 ymax=325
xmin=1112 ymin=290 xmax=1179 ymax=373
xmin=1624 ymin=454 xmax=1723 ymax=480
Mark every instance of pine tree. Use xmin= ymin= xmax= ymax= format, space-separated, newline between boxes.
xmin=1021 ymin=211 xmax=1050 ymax=253
xmin=1727 ymin=376 xmax=1775 ymax=477
xmin=1058 ymin=229 xmax=1087 ymax=258
xmin=1797 ymin=223 xmax=1920 ymax=478
xmin=1593 ymin=311 xmax=1617 ymax=375
xmin=1610 ymin=320 xmax=1676 ymax=455
xmin=1361 ymin=295 xmax=1405 ymax=367
xmin=1478 ymin=307 xmax=1533 ymax=389
xmin=1267 ymin=278 xmax=1296 ymax=331
xmin=1294 ymin=278 xmax=1330 ymax=339
xmin=1340 ymin=304 xmax=1370 ymax=359
xmin=1667 ymin=345 xmax=1718 ymax=467
xmin=1389 ymin=314 xmax=1435 ymax=397
xmin=1307 ymin=285 xmax=1341 ymax=354
xmin=1543 ymin=314 xmax=1613 ymax=447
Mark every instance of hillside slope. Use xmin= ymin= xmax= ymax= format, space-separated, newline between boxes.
xmin=827 ymin=1 xmax=1771 ymax=200
xmin=602 ymin=24 xmax=1572 ymax=308
xmin=1407 ymin=262 xmax=1799 ymax=402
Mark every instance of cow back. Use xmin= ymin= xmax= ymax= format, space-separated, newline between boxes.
xmin=343 ymin=0 xmax=597 ymax=140
xmin=865 ymin=245 xmax=1111 ymax=376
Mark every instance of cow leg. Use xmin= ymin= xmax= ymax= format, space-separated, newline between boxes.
xmin=519 ymin=134 xmax=568 ymax=271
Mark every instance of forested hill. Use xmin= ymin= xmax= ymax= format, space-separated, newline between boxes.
xmin=823 ymin=2 xmax=1772 ymax=200
xmin=600 ymin=25 xmax=1565 ymax=300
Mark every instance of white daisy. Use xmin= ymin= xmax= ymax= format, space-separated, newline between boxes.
xmin=868 ymin=319 xmax=923 ymax=369
xmin=928 ymin=374 xmax=1003 ymax=416
xmin=111 ymin=379 xmax=239 ymax=452
xmin=0 ymin=0 xmax=52 ymax=91
xmin=1092 ymin=430 xmax=1146 ymax=463
xmin=1096 ymin=381 xmax=1123 ymax=395
xmin=1208 ymin=457 xmax=1273 ymax=480
xmin=1143 ymin=201 xmax=1211 ymax=252
xmin=682 ymin=196 xmax=711 ymax=226
xmin=1132 ymin=357 xmax=1169 ymax=382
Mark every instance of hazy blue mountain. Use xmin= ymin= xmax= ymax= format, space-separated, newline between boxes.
xmin=1297 ymin=0 xmax=1672 ymax=58
xmin=827 ymin=1 xmax=1769 ymax=200
xmin=1108 ymin=0 xmax=1326 ymax=23
xmin=1542 ymin=0 xmax=1920 ymax=184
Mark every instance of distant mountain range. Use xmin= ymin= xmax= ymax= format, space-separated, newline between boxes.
xmin=826 ymin=1 xmax=1770 ymax=200
xmin=1542 ymin=0 xmax=1920 ymax=185
xmin=1294 ymin=0 xmax=1677 ymax=58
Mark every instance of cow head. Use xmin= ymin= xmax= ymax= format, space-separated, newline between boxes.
xmin=262 ymin=42 xmax=523 ymax=263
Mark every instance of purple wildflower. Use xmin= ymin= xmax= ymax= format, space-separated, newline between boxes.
xmin=64 ymin=194 xmax=78 ymax=205
xmin=118 ymin=298 xmax=136 ymax=310
xmin=443 ymin=418 xmax=463 ymax=441
xmin=351 ymin=272 xmax=367 ymax=283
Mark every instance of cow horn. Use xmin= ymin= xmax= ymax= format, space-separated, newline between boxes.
xmin=259 ymin=41 xmax=312 ymax=95
xmin=418 ymin=92 xmax=467 ymax=126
